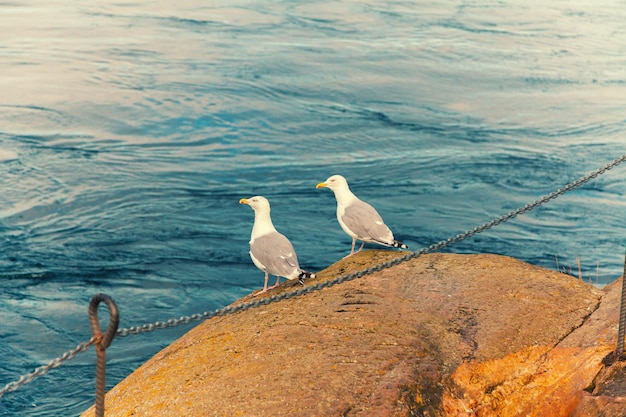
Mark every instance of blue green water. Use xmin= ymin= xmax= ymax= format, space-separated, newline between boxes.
xmin=1 ymin=0 xmax=625 ymax=415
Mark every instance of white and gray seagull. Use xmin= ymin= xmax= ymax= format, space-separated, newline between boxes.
xmin=240 ymin=196 xmax=315 ymax=295
xmin=316 ymin=175 xmax=408 ymax=257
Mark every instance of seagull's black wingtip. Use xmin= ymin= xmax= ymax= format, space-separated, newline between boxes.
xmin=392 ymin=240 xmax=408 ymax=249
xmin=298 ymin=270 xmax=316 ymax=285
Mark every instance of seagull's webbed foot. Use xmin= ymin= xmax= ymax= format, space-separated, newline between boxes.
xmin=267 ymin=275 xmax=281 ymax=290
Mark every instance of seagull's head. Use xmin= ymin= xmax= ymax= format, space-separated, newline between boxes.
xmin=239 ymin=196 xmax=271 ymax=213
xmin=316 ymin=174 xmax=349 ymax=193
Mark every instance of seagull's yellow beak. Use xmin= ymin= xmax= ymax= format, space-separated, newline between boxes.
xmin=316 ymin=182 xmax=327 ymax=189
xmin=239 ymin=198 xmax=249 ymax=204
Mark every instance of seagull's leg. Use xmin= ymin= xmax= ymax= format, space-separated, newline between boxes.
xmin=255 ymin=272 xmax=270 ymax=296
xmin=355 ymin=240 xmax=365 ymax=253
xmin=343 ymin=238 xmax=357 ymax=258
xmin=268 ymin=275 xmax=281 ymax=290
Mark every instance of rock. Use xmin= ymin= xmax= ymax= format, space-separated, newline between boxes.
xmin=570 ymin=278 xmax=626 ymax=417
xmin=573 ymin=358 xmax=626 ymax=417
xmin=80 ymin=252 xmax=625 ymax=417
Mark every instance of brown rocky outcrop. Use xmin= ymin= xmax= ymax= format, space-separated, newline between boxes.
xmin=81 ymin=252 xmax=626 ymax=416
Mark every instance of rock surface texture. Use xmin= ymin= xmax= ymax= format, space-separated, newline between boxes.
xmin=81 ymin=252 xmax=626 ymax=417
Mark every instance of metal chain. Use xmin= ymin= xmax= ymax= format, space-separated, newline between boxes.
xmin=116 ymin=312 xmax=216 ymax=337
xmin=116 ymin=153 xmax=626 ymax=336
xmin=0 ymin=338 xmax=96 ymax=399
xmin=2 ymin=152 xmax=625 ymax=398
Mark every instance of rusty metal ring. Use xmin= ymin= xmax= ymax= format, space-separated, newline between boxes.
xmin=89 ymin=294 xmax=120 ymax=350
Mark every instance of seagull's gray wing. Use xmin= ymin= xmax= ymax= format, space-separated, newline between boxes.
xmin=250 ymin=232 xmax=300 ymax=278
xmin=341 ymin=200 xmax=394 ymax=244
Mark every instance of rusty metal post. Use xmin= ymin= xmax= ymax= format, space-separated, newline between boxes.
xmin=89 ymin=294 xmax=120 ymax=417
xmin=617 ymin=252 xmax=626 ymax=357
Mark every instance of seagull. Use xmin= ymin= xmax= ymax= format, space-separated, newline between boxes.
xmin=316 ymin=175 xmax=408 ymax=256
xmin=240 ymin=196 xmax=315 ymax=294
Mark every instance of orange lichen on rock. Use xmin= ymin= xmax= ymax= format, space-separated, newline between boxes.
xmin=444 ymin=344 xmax=614 ymax=417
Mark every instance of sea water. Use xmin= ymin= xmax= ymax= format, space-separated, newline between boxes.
xmin=1 ymin=0 xmax=625 ymax=415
